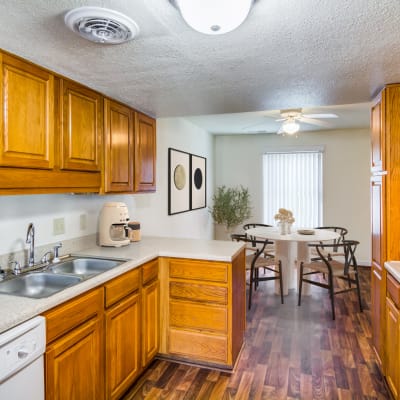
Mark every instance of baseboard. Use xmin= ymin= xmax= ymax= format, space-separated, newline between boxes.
xmin=358 ymin=260 xmax=371 ymax=267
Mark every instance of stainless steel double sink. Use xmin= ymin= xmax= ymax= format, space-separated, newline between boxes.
xmin=0 ymin=256 xmax=127 ymax=299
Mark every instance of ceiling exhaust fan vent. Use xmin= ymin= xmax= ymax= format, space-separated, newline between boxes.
xmin=64 ymin=7 xmax=139 ymax=44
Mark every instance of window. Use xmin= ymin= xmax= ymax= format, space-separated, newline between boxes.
xmin=263 ymin=150 xmax=323 ymax=228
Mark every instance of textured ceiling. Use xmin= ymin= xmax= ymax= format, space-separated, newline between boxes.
xmin=0 ymin=0 xmax=398 ymax=132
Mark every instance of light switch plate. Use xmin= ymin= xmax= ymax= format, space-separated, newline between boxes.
xmin=53 ymin=217 xmax=65 ymax=235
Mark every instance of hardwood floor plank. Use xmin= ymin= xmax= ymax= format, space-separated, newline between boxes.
xmin=323 ymin=374 xmax=339 ymax=400
xmin=332 ymin=355 xmax=350 ymax=389
xmin=286 ymin=366 xmax=300 ymax=398
xmin=234 ymin=370 xmax=254 ymax=399
xmin=248 ymin=364 xmax=268 ymax=400
xmin=122 ymin=268 xmax=390 ymax=400
xmin=208 ymin=374 xmax=230 ymax=399
xmin=175 ymin=366 xmax=200 ymax=391
xmin=320 ymin=350 xmax=335 ymax=377
xmin=311 ymin=357 xmax=325 ymax=399
xmin=300 ymin=373 xmax=313 ymax=399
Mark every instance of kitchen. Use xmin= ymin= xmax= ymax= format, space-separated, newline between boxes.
xmin=0 ymin=1 xmax=399 ymax=399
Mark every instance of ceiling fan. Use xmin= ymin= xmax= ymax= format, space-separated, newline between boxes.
xmin=275 ymin=108 xmax=338 ymax=135
xmin=244 ymin=108 xmax=338 ymax=135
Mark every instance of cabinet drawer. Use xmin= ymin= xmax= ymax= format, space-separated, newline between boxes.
xmin=105 ymin=268 xmax=140 ymax=308
xmin=169 ymin=259 xmax=228 ymax=283
xmin=168 ymin=328 xmax=227 ymax=363
xmin=142 ymin=259 xmax=158 ymax=285
xmin=44 ymin=287 xmax=103 ymax=343
xmin=170 ymin=281 xmax=228 ymax=304
xmin=387 ymin=273 xmax=400 ymax=308
xmin=169 ymin=300 xmax=227 ymax=332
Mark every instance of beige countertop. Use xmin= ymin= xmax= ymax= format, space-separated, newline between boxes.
xmin=0 ymin=236 xmax=243 ymax=334
xmin=385 ymin=261 xmax=400 ymax=283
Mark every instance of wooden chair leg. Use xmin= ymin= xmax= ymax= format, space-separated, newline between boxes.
xmin=255 ymin=268 xmax=259 ymax=291
xmin=278 ymin=261 xmax=284 ymax=304
xmin=298 ymin=262 xmax=304 ymax=306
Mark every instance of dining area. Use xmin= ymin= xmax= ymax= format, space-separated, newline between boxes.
xmin=232 ymin=211 xmax=364 ymax=321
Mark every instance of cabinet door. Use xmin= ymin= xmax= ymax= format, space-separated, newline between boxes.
xmin=135 ymin=112 xmax=156 ymax=192
xmin=371 ymin=175 xmax=385 ymax=273
xmin=60 ymin=79 xmax=102 ymax=171
xmin=385 ymin=85 xmax=400 ymax=261
xmin=371 ymin=96 xmax=383 ymax=173
xmin=142 ymin=279 xmax=159 ymax=367
xmin=0 ymin=52 xmax=54 ymax=169
xmin=371 ymin=264 xmax=384 ymax=367
xmin=105 ymin=292 xmax=141 ymax=400
xmin=104 ymin=99 xmax=134 ymax=192
xmin=385 ymin=297 xmax=399 ymax=398
xmin=371 ymin=175 xmax=386 ymax=367
xmin=45 ymin=317 xmax=104 ymax=400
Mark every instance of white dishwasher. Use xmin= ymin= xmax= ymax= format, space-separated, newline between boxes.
xmin=0 ymin=316 xmax=46 ymax=400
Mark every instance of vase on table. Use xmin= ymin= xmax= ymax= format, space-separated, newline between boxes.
xmin=279 ymin=221 xmax=288 ymax=235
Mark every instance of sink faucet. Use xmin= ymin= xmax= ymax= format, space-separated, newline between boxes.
xmin=26 ymin=223 xmax=35 ymax=267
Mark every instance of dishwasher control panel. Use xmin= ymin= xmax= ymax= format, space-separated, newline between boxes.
xmin=0 ymin=316 xmax=46 ymax=383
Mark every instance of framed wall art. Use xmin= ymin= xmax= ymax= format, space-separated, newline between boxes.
xmin=168 ymin=148 xmax=190 ymax=215
xmin=190 ymin=154 xmax=206 ymax=210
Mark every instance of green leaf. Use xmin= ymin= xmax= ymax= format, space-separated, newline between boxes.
xmin=210 ymin=185 xmax=252 ymax=229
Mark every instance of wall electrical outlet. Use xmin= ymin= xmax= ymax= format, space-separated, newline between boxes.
xmin=80 ymin=214 xmax=87 ymax=230
xmin=53 ymin=217 xmax=65 ymax=235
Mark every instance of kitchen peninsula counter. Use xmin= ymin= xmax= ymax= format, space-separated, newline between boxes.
xmin=0 ymin=237 xmax=244 ymax=334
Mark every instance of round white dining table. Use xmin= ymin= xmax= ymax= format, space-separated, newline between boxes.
xmin=244 ymin=226 xmax=340 ymax=296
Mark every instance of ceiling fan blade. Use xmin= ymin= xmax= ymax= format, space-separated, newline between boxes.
xmin=303 ymin=113 xmax=338 ymax=119
xmin=275 ymin=118 xmax=286 ymax=122
xmin=300 ymin=117 xmax=331 ymax=127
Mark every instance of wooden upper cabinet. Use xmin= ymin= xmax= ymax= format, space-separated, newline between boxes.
xmin=0 ymin=52 xmax=54 ymax=169
xmin=371 ymin=95 xmax=384 ymax=173
xmin=135 ymin=112 xmax=156 ymax=192
xmin=103 ymin=99 xmax=134 ymax=193
xmin=384 ymin=85 xmax=400 ymax=261
xmin=59 ymin=79 xmax=102 ymax=172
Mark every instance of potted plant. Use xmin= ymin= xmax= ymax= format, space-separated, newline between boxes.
xmin=210 ymin=185 xmax=252 ymax=236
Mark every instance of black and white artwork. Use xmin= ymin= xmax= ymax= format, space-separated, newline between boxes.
xmin=190 ymin=154 xmax=206 ymax=210
xmin=168 ymin=148 xmax=190 ymax=215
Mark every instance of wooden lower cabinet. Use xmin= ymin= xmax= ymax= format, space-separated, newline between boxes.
xmin=385 ymin=296 xmax=399 ymax=398
xmin=142 ymin=279 xmax=159 ymax=367
xmin=159 ymin=250 xmax=245 ymax=369
xmin=43 ymin=260 xmax=160 ymax=400
xmin=45 ymin=317 xmax=103 ymax=400
xmin=43 ymin=253 xmax=245 ymax=397
xmin=104 ymin=268 xmax=141 ymax=400
xmin=44 ymin=288 xmax=104 ymax=400
xmin=371 ymin=263 xmax=385 ymax=367
xmin=105 ymin=292 xmax=141 ymax=400
xmin=385 ymin=272 xmax=400 ymax=399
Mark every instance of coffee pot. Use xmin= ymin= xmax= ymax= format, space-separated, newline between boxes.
xmin=99 ymin=202 xmax=130 ymax=247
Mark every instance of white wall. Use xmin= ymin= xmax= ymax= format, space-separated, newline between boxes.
xmin=0 ymin=117 xmax=214 ymax=256
xmin=214 ymin=129 xmax=371 ymax=265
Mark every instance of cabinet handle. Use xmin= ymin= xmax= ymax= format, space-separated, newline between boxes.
xmin=372 ymin=171 xmax=388 ymax=176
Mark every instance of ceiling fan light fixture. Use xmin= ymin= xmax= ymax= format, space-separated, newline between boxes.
xmin=173 ymin=0 xmax=253 ymax=35
xmin=282 ymin=119 xmax=300 ymax=135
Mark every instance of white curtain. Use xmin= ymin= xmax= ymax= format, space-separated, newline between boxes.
xmin=263 ymin=151 xmax=323 ymax=228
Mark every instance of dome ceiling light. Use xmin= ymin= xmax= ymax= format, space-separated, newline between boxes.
xmin=170 ymin=0 xmax=254 ymax=35
xmin=64 ymin=6 xmax=139 ymax=44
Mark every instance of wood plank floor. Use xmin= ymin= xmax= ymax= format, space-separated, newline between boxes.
xmin=123 ymin=267 xmax=390 ymax=399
